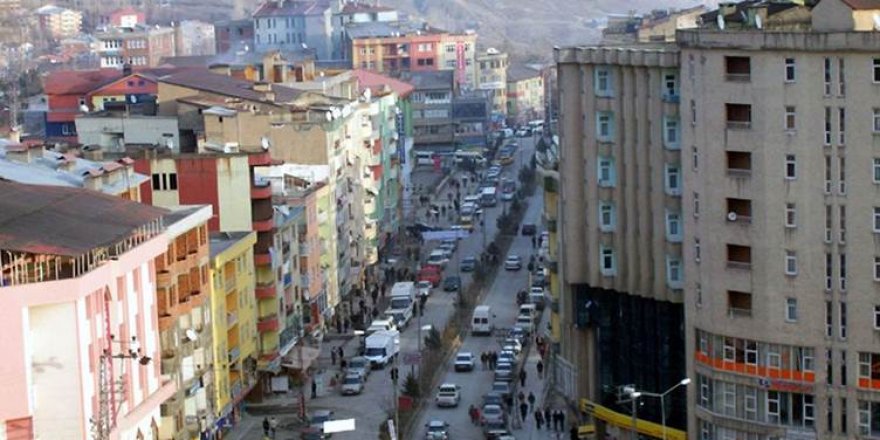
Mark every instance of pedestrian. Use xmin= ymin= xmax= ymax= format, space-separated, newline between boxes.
xmin=339 ymin=346 xmax=345 ymax=359
xmin=519 ymin=402 xmax=529 ymax=424
xmin=340 ymin=358 xmax=347 ymax=370
xmin=519 ymin=369 xmax=527 ymax=387
xmin=331 ymin=348 xmax=337 ymax=365
xmin=474 ymin=405 xmax=481 ymax=425
xmin=569 ymin=423 xmax=580 ymax=440
xmin=262 ymin=417 xmax=270 ymax=436
xmin=492 ymin=351 xmax=498 ymax=369
xmin=518 ymin=391 xmax=525 ymax=405
xmin=269 ymin=417 xmax=278 ymax=438
xmin=537 ymin=360 xmax=544 ymax=379
xmin=544 ymin=407 xmax=552 ymax=428
xmin=535 ymin=409 xmax=544 ymax=430
xmin=558 ymin=410 xmax=566 ymax=432
xmin=527 ymin=391 xmax=536 ymax=411
xmin=311 ymin=379 xmax=317 ymax=398
xmin=468 ymin=405 xmax=477 ymax=424
xmin=481 ymin=352 xmax=488 ymax=370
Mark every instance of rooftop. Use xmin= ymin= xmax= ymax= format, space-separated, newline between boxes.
xmin=398 ymin=70 xmax=453 ymax=90
xmin=44 ymin=67 xmax=184 ymax=95
xmin=340 ymin=2 xmax=396 ymax=14
xmin=506 ymin=65 xmax=542 ymax=82
xmin=209 ymin=231 xmax=254 ymax=258
xmin=351 ymin=69 xmax=414 ymax=98
xmin=159 ymin=70 xmax=305 ymax=104
xmin=344 ymin=20 xmax=440 ymax=39
xmin=253 ymin=0 xmax=332 ymax=17
xmin=160 ymin=49 xmax=316 ymax=69
xmin=0 ymin=181 xmax=166 ymax=257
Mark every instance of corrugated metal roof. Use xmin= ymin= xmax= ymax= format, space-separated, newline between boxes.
xmin=0 ymin=181 xmax=166 ymax=256
xmin=159 ymin=70 xmax=304 ymax=104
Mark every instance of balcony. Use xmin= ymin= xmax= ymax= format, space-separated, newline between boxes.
xmin=662 ymin=93 xmax=680 ymax=103
xmin=257 ymin=314 xmax=280 ymax=333
xmin=726 ymin=244 xmax=752 ymax=270
xmin=299 ymin=242 xmax=310 ymax=254
xmin=227 ymin=312 xmax=238 ymax=328
xmin=252 ymin=217 xmax=273 ymax=232
xmin=228 ymin=346 xmax=241 ymax=364
xmin=726 ymin=198 xmax=752 ymax=223
xmin=255 ymin=282 xmax=276 ymax=300
xmin=255 ymin=251 xmax=272 ymax=266
xmin=251 ymin=183 xmax=272 ymax=199
xmin=224 ymin=276 xmax=236 ymax=292
xmin=247 ymin=151 xmax=272 ymax=167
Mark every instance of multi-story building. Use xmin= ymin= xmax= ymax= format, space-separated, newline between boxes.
xmin=601 ymin=6 xmax=704 ymax=44
xmin=401 ymin=70 xmax=454 ymax=152
xmin=207 ymin=231 xmax=257 ymax=436
xmin=476 ymin=47 xmax=508 ymax=114
xmin=252 ymin=0 xmax=333 ymax=60
xmin=95 ymin=24 xmax=176 ymax=68
xmin=154 ymin=205 xmax=214 ymax=440
xmin=437 ymin=31 xmax=478 ymax=90
xmin=214 ymin=19 xmax=254 ymax=54
xmin=680 ymin=1 xmax=880 ymax=439
xmin=506 ymin=64 xmax=544 ymax=125
xmin=174 ymin=20 xmax=216 ymax=57
xmin=452 ymin=93 xmax=490 ymax=150
xmin=332 ymin=1 xmax=398 ymax=60
xmin=35 ymin=5 xmax=82 ymax=40
xmin=554 ymin=44 xmax=687 ymax=435
xmin=0 ymin=181 xmax=173 ymax=440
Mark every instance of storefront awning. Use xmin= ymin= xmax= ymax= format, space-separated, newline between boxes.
xmin=282 ymin=346 xmax=321 ymax=370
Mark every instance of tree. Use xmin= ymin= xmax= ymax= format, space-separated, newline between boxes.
xmin=402 ymin=372 xmax=420 ymax=398
xmin=424 ymin=327 xmax=443 ymax=350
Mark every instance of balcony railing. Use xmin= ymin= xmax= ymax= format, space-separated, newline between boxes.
xmin=726 ymin=261 xmax=752 ymax=270
xmin=228 ymin=346 xmax=241 ymax=364
xmin=227 ymin=312 xmax=238 ymax=328
xmin=726 ymin=121 xmax=751 ymax=130
xmin=728 ymin=307 xmax=753 ymax=318
xmin=725 ymin=73 xmax=751 ymax=82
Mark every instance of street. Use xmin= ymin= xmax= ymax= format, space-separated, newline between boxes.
xmin=229 ymin=134 xmax=541 ymax=440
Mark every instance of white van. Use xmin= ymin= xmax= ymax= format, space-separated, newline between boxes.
xmin=366 ymin=318 xmax=397 ymax=335
xmin=390 ymin=281 xmax=416 ymax=310
xmin=364 ymin=330 xmax=400 ymax=368
xmin=519 ymin=304 xmax=538 ymax=321
xmin=471 ymin=305 xmax=494 ymax=336
xmin=454 ymin=150 xmax=487 ymax=166
xmin=415 ymin=151 xmax=436 ymax=166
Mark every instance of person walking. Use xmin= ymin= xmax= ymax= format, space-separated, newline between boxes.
xmin=468 ymin=405 xmax=477 ymax=424
xmin=527 ymin=391 xmax=536 ymax=412
xmin=537 ymin=359 xmax=544 ymax=379
xmin=519 ymin=369 xmax=527 ymax=387
xmin=269 ymin=417 xmax=278 ymax=438
xmin=331 ymin=348 xmax=337 ymax=365
xmin=543 ymin=407 xmax=552 ymax=430
xmin=519 ymin=402 xmax=529 ymax=425
xmin=311 ymin=379 xmax=317 ymax=398
xmin=517 ymin=391 xmax=525 ymax=407
xmin=534 ymin=409 xmax=544 ymax=430
xmin=569 ymin=424 xmax=580 ymax=440
xmin=481 ymin=352 xmax=488 ymax=370
xmin=474 ymin=406 xmax=481 ymax=425
xmin=262 ymin=417 xmax=270 ymax=436
xmin=339 ymin=346 xmax=345 ymax=359
xmin=558 ymin=410 xmax=566 ymax=432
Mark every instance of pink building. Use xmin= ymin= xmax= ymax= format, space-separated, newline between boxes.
xmin=0 ymin=182 xmax=174 ymax=440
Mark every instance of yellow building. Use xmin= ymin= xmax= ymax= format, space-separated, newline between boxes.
xmin=208 ymin=231 xmax=257 ymax=435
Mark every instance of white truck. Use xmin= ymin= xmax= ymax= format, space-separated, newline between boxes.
xmin=390 ymin=281 xmax=416 ymax=311
xmin=364 ymin=329 xmax=400 ymax=369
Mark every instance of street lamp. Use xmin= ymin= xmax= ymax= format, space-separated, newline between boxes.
xmin=629 ymin=378 xmax=691 ymax=440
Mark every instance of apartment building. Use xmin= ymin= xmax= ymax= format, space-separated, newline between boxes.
xmin=0 ymin=182 xmax=172 ymax=440
xmin=214 ymin=19 xmax=254 ymax=54
xmin=401 ymin=70 xmax=454 ymax=152
xmin=554 ymin=44 xmax=687 ymax=436
xmin=680 ymin=1 xmax=880 ymax=439
xmin=154 ymin=205 xmax=214 ymax=440
xmin=506 ymin=65 xmax=544 ymax=125
xmin=95 ymin=24 xmax=176 ymax=68
xmin=252 ymin=0 xmax=333 ymax=60
xmin=35 ymin=5 xmax=82 ymax=40
xmin=207 ymin=231 xmax=258 ymax=436
xmin=476 ymin=48 xmax=508 ymax=114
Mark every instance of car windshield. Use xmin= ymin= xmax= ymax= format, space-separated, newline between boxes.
xmin=365 ymin=347 xmax=385 ymax=357
xmin=311 ymin=414 xmax=330 ymax=423
xmin=484 ymin=406 xmax=502 ymax=415
xmin=344 ymin=376 xmax=360 ymax=384
xmin=349 ymin=359 xmax=366 ymax=368
xmin=456 ymin=355 xmax=470 ymax=361
xmin=428 ymin=424 xmax=445 ymax=432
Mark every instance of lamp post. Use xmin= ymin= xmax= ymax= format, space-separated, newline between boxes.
xmin=629 ymin=378 xmax=691 ymax=440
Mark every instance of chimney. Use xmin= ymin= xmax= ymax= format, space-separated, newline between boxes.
xmin=6 ymin=144 xmax=45 ymax=164
xmin=83 ymin=169 xmax=103 ymax=192
xmin=718 ymin=2 xmax=737 ymax=16
xmin=82 ymin=144 xmax=104 ymax=161
xmin=253 ymin=81 xmax=272 ymax=92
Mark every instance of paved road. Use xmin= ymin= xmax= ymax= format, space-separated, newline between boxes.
xmin=230 ymin=135 xmax=540 ymax=440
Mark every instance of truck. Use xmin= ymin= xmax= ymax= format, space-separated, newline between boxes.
xmin=364 ymin=329 xmax=400 ymax=368
xmin=390 ymin=281 xmax=416 ymax=311
xmin=480 ymin=187 xmax=498 ymax=207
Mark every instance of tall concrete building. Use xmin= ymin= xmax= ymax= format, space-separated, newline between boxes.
xmin=681 ymin=1 xmax=880 ymax=439
xmin=554 ymin=44 xmax=687 ymax=436
xmin=556 ymin=0 xmax=880 ymax=439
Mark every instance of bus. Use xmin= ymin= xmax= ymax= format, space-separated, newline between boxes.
xmin=480 ymin=187 xmax=498 ymax=207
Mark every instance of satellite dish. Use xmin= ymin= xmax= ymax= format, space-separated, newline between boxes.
xmin=79 ymin=104 xmax=89 ymax=113
xmin=717 ymin=14 xmax=725 ymax=30
xmin=755 ymin=15 xmax=762 ymax=29
xmin=129 ymin=94 xmax=138 ymax=104
xmin=873 ymin=13 xmax=880 ymax=31
xmin=261 ymin=136 xmax=271 ymax=150
xmin=301 ymin=42 xmax=308 ymax=49
xmin=727 ymin=212 xmax=737 ymax=222
xmin=185 ymin=329 xmax=198 ymax=342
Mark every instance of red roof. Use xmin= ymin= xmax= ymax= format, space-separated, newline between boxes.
xmin=840 ymin=0 xmax=880 ymax=9
xmin=351 ymin=69 xmax=415 ymax=98
xmin=43 ymin=69 xmax=121 ymax=95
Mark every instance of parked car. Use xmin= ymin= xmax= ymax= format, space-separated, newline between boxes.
xmin=308 ymin=410 xmax=334 ymax=436
xmin=341 ymin=373 xmax=364 ymax=395
xmin=515 ymin=315 xmax=534 ymax=334
xmin=521 ymin=223 xmax=537 ymax=236
xmin=425 ymin=420 xmax=450 ymax=440
xmin=504 ymin=255 xmax=522 ymax=271
xmin=494 ymin=362 xmax=514 ymax=381
xmin=502 ymin=337 xmax=523 ymax=354
xmin=435 ymin=383 xmax=461 ymax=407
xmin=460 ymin=256 xmax=477 ymax=272
xmin=418 ymin=266 xmax=441 ymax=287
xmin=481 ymin=403 xmax=507 ymax=425
xmin=418 ymin=280 xmax=433 ymax=297
xmin=498 ymin=350 xmax=517 ymax=367
xmin=443 ymin=275 xmax=461 ymax=292
xmin=345 ymin=356 xmax=371 ymax=380
xmin=454 ymin=352 xmax=475 ymax=372
xmin=439 ymin=238 xmax=457 ymax=253
xmin=531 ymin=273 xmax=546 ymax=288
xmin=491 ymin=381 xmax=512 ymax=398
xmin=427 ymin=250 xmax=450 ymax=267
xmin=482 ymin=392 xmax=506 ymax=409
xmin=508 ymin=327 xmax=528 ymax=345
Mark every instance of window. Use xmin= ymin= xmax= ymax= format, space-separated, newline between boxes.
xmin=726 ymin=103 xmax=752 ymax=129
xmin=840 ymin=253 xmax=848 ymax=289
xmin=826 ymin=252 xmax=833 ymax=290
xmin=875 ymin=256 xmax=880 ymax=281
xmin=151 ymin=173 xmax=161 ymax=190
xmin=665 ymin=165 xmax=681 ymax=195
xmin=785 ymin=106 xmax=796 ymax=131
xmin=824 ymin=107 xmax=833 ymax=145
xmin=840 ymin=302 xmax=848 ymax=339
xmin=168 ymin=173 xmax=178 ymax=190
xmin=726 ymin=151 xmax=752 ymax=174
xmin=784 ymin=58 xmax=796 ymax=82
xmin=840 ymin=205 xmax=847 ymax=243
xmin=600 ymin=247 xmax=616 ymax=276
xmin=785 ymin=250 xmax=798 ymax=275
xmin=768 ymin=391 xmax=780 ymax=422
xmin=873 ymin=158 xmax=880 ymax=183
xmin=786 ymin=298 xmax=799 ymax=322
xmin=596 ymin=111 xmax=614 ymax=140
xmin=695 ymin=238 xmax=701 ymax=262
xmin=594 ymin=67 xmax=612 ymax=96
xmin=666 ymin=257 xmax=682 ymax=288
xmin=599 ymin=202 xmax=615 ymax=232
xmin=873 ymin=108 xmax=880 ymax=132
xmin=727 ymin=244 xmax=752 ymax=268
xmin=785 ymin=203 xmax=797 ymax=228
xmin=824 ymin=57 xmax=832 ymax=95
xmin=838 ymin=58 xmax=846 ymax=96
xmin=839 ymin=156 xmax=847 ymax=195
xmin=663 ymin=117 xmax=680 ymax=148
xmin=728 ymin=290 xmax=752 ymax=317
xmin=725 ymin=56 xmax=751 ymax=81
xmin=666 ymin=211 xmax=682 ymax=242
xmin=827 ymin=301 xmax=833 ymax=337
xmin=690 ymin=99 xmax=697 ymax=125
xmin=726 ymin=198 xmax=751 ymax=222
xmin=692 ymin=146 xmax=699 ymax=170
xmin=873 ymin=58 xmax=880 ymax=83
xmin=825 ymin=156 xmax=833 ymax=194
xmin=874 ymin=306 xmax=880 ymax=329
xmin=785 ymin=154 xmax=797 ymax=180
xmin=693 ymin=192 xmax=700 ymax=217
xmin=745 ymin=387 xmax=758 ymax=420
xmin=663 ymin=72 xmax=678 ymax=99
xmin=597 ymin=157 xmax=615 ymax=187
xmin=839 ymin=107 xmax=846 ymax=145
xmin=873 ymin=207 xmax=880 ymax=233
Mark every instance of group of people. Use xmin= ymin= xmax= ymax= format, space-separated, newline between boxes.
xmin=480 ymin=351 xmax=503 ymax=370
xmin=261 ymin=417 xmax=278 ymax=439
xmin=532 ymin=407 xmax=568 ymax=432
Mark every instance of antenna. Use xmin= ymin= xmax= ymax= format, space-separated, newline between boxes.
xmin=755 ymin=14 xmax=762 ymax=29
xmin=717 ymin=14 xmax=725 ymax=30
xmin=261 ymin=136 xmax=271 ymax=150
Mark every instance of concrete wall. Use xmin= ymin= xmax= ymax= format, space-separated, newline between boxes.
xmin=76 ymin=116 xmax=180 ymax=151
